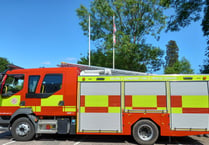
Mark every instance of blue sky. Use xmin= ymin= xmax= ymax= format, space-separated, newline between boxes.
xmin=0 ymin=0 xmax=207 ymax=74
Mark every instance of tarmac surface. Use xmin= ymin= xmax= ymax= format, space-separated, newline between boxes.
xmin=0 ymin=130 xmax=208 ymax=145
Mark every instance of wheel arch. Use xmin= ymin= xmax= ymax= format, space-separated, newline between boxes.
xmin=9 ymin=108 xmax=37 ymax=130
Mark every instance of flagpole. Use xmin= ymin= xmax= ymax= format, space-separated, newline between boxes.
xmin=113 ymin=15 xmax=115 ymax=70
xmin=88 ymin=14 xmax=91 ymax=66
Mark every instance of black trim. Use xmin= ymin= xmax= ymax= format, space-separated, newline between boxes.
xmin=20 ymin=101 xmax=25 ymax=106
xmin=0 ymin=74 xmax=2 ymax=81
xmin=10 ymin=108 xmax=33 ymax=122
xmin=183 ymin=77 xmax=193 ymax=80
xmin=57 ymin=118 xmax=69 ymax=134
xmin=26 ymin=93 xmax=53 ymax=98
xmin=70 ymin=118 xmax=76 ymax=134
xmin=9 ymin=108 xmax=38 ymax=131
xmin=0 ymin=116 xmax=10 ymax=127
xmin=96 ymin=78 xmax=105 ymax=80
xmin=1 ymin=92 xmax=14 ymax=97
xmin=58 ymin=101 xmax=64 ymax=106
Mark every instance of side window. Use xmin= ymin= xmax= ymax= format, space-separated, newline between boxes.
xmin=2 ymin=74 xmax=24 ymax=95
xmin=28 ymin=76 xmax=40 ymax=93
xmin=41 ymin=74 xmax=62 ymax=94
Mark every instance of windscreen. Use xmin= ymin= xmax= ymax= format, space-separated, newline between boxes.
xmin=2 ymin=74 xmax=24 ymax=96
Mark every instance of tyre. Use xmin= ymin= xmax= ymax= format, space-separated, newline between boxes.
xmin=11 ymin=117 xmax=35 ymax=141
xmin=132 ymin=119 xmax=159 ymax=145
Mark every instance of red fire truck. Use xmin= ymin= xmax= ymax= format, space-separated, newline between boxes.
xmin=0 ymin=65 xmax=208 ymax=144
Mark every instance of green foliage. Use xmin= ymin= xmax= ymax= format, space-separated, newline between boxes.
xmin=164 ymin=41 xmax=193 ymax=74
xmin=202 ymin=0 xmax=209 ymax=37
xmin=166 ymin=0 xmax=206 ymax=33
xmin=165 ymin=40 xmax=179 ymax=67
xmin=76 ymin=0 xmax=167 ymax=72
xmin=200 ymin=57 xmax=209 ymax=74
xmin=164 ymin=57 xmax=194 ymax=74
xmin=79 ymin=43 xmax=164 ymax=72
xmin=78 ymin=48 xmax=112 ymax=68
xmin=164 ymin=0 xmax=209 ymax=73
xmin=200 ymin=0 xmax=209 ymax=73
xmin=0 ymin=57 xmax=10 ymax=72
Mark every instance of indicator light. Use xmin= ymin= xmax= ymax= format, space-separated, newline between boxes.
xmin=203 ymin=76 xmax=207 ymax=80
xmin=82 ymin=77 xmax=85 ymax=81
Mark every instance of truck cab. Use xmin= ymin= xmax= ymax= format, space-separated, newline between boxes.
xmin=0 ymin=67 xmax=79 ymax=140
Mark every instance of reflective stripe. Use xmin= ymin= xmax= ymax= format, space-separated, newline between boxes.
xmin=157 ymin=107 xmax=167 ymax=111
xmin=32 ymin=106 xmax=35 ymax=112
xmin=171 ymin=108 xmax=182 ymax=113
xmin=85 ymin=107 xmax=108 ymax=113
xmin=78 ymin=75 xmax=209 ymax=82
xmin=80 ymin=95 xmax=121 ymax=113
xmin=171 ymin=95 xmax=209 ymax=113
xmin=183 ymin=108 xmax=208 ymax=113
xmin=32 ymin=106 xmax=41 ymax=112
xmin=125 ymin=95 xmax=167 ymax=112
xmin=80 ymin=107 xmax=85 ymax=113
xmin=182 ymin=95 xmax=208 ymax=108
xmin=85 ymin=95 xmax=108 ymax=107
xmin=125 ymin=107 xmax=133 ymax=110
xmin=20 ymin=106 xmax=41 ymax=112
xmin=171 ymin=96 xmax=182 ymax=107
xmin=36 ymin=106 xmax=41 ymax=112
xmin=41 ymin=95 xmax=63 ymax=106
xmin=1 ymin=95 xmax=20 ymax=106
xmin=108 ymin=107 xmax=121 ymax=113
xmin=132 ymin=95 xmax=157 ymax=107
xmin=63 ymin=106 xmax=76 ymax=112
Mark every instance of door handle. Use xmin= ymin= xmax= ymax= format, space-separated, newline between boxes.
xmin=58 ymin=101 xmax=64 ymax=106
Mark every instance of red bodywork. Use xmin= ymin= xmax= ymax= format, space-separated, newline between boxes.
xmin=0 ymin=67 xmax=209 ymax=137
xmin=0 ymin=67 xmax=79 ymax=116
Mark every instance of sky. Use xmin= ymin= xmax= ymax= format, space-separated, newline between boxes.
xmin=0 ymin=0 xmax=207 ymax=74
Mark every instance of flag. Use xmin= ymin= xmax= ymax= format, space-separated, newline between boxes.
xmin=113 ymin=15 xmax=116 ymax=46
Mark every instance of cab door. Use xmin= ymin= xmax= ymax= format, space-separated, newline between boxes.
xmin=0 ymin=74 xmax=25 ymax=114
xmin=25 ymin=73 xmax=64 ymax=115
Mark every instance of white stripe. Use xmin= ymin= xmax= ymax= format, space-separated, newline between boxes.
xmin=73 ymin=142 xmax=80 ymax=145
xmin=2 ymin=141 xmax=16 ymax=145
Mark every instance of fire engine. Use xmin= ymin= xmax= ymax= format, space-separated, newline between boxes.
xmin=0 ymin=64 xmax=208 ymax=145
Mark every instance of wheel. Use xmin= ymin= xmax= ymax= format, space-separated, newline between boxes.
xmin=11 ymin=117 xmax=35 ymax=141
xmin=132 ymin=119 xmax=159 ymax=145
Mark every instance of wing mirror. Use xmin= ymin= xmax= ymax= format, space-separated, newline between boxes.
xmin=0 ymin=74 xmax=2 ymax=81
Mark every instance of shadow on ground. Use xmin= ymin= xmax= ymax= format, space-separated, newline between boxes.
xmin=0 ymin=131 xmax=205 ymax=145
xmin=37 ymin=134 xmax=204 ymax=145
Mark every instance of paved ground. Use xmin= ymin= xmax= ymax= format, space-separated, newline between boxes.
xmin=0 ymin=130 xmax=208 ymax=145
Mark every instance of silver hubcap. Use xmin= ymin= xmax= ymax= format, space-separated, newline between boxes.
xmin=16 ymin=123 xmax=30 ymax=136
xmin=138 ymin=124 xmax=153 ymax=141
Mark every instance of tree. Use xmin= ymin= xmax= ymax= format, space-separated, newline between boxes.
xmin=179 ymin=57 xmax=194 ymax=74
xmin=76 ymin=0 xmax=167 ymax=72
xmin=0 ymin=57 xmax=10 ymax=72
xmin=200 ymin=0 xmax=209 ymax=73
xmin=164 ymin=0 xmax=209 ymax=73
xmin=166 ymin=0 xmax=208 ymax=39
xmin=165 ymin=40 xmax=179 ymax=67
xmin=164 ymin=41 xmax=193 ymax=74
xmin=164 ymin=57 xmax=194 ymax=74
xmin=200 ymin=58 xmax=209 ymax=73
